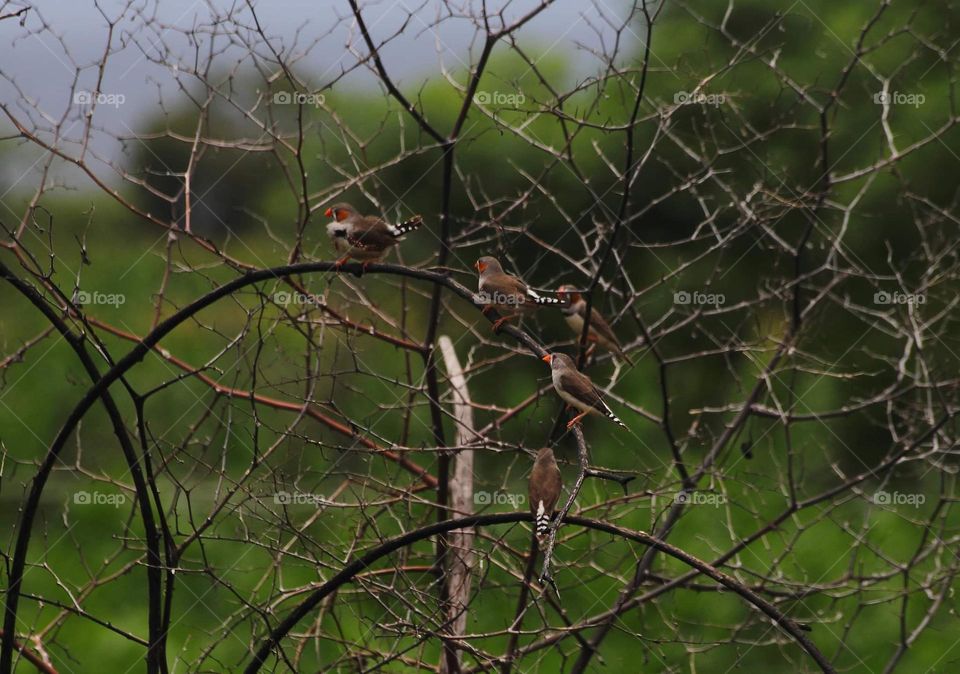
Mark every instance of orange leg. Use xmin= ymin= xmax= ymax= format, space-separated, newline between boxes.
xmin=333 ymin=255 xmax=350 ymax=269
xmin=492 ymin=315 xmax=513 ymax=332
xmin=566 ymin=410 xmax=590 ymax=429
xmin=481 ymin=305 xmax=495 ymax=315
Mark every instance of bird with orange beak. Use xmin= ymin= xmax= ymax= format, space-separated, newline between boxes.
xmin=542 ymin=352 xmax=626 ymax=429
xmin=557 ymin=285 xmax=633 ymax=364
xmin=324 ymin=202 xmax=423 ymax=267
xmin=474 ymin=256 xmax=562 ymax=331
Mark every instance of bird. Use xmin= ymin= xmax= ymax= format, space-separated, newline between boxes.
xmin=556 ymin=285 xmax=633 ymax=365
xmin=474 ymin=256 xmax=562 ymax=331
xmin=542 ymin=352 xmax=627 ymax=430
xmin=528 ymin=446 xmax=563 ymax=551
xmin=324 ymin=202 xmax=423 ymax=268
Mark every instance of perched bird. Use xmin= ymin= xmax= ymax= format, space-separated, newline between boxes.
xmin=529 ymin=447 xmax=563 ymax=551
xmin=324 ymin=202 xmax=423 ymax=268
xmin=474 ymin=256 xmax=562 ymax=331
xmin=557 ymin=285 xmax=633 ymax=365
xmin=542 ymin=352 xmax=626 ymax=430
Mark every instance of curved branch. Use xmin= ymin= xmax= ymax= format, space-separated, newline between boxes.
xmin=243 ymin=512 xmax=834 ymax=674
xmin=0 ymin=264 xmax=167 ymax=674
xmin=0 ymin=257 xmax=546 ymax=672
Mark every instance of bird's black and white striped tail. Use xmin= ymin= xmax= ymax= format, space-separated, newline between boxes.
xmin=601 ymin=401 xmax=627 ymax=429
xmin=526 ymin=289 xmax=564 ymax=306
xmin=534 ymin=500 xmax=552 ymax=550
xmin=390 ymin=215 xmax=423 ymax=238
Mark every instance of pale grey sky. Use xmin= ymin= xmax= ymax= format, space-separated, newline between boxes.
xmin=0 ymin=0 xmax=640 ymax=185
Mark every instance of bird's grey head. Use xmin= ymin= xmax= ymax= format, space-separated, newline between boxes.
xmin=544 ymin=352 xmax=575 ymax=370
xmin=324 ymin=202 xmax=358 ymax=223
xmin=557 ymin=285 xmax=583 ymax=315
xmin=474 ymin=256 xmax=504 ymax=276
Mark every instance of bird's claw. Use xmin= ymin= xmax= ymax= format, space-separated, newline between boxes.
xmin=566 ymin=411 xmax=589 ymax=429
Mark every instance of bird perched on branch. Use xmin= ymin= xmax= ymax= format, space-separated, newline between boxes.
xmin=474 ymin=256 xmax=562 ymax=331
xmin=557 ymin=285 xmax=633 ymax=365
xmin=324 ymin=202 xmax=423 ymax=268
xmin=529 ymin=447 xmax=562 ymax=551
xmin=542 ymin=352 xmax=626 ymax=430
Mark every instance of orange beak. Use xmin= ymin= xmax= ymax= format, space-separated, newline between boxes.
xmin=541 ymin=354 xmax=552 ymax=363
xmin=324 ymin=207 xmax=333 ymax=218
xmin=556 ymin=289 xmax=567 ymax=301
xmin=475 ymin=261 xmax=486 ymax=273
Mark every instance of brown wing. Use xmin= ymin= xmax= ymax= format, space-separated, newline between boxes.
xmin=559 ymin=369 xmax=611 ymax=415
xmin=588 ymin=307 xmax=623 ymax=348
xmin=480 ymin=272 xmax=529 ymax=305
xmin=347 ymin=216 xmax=396 ymax=252
xmin=529 ymin=459 xmax=562 ymax=515
xmin=585 ymin=308 xmax=629 ymax=361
